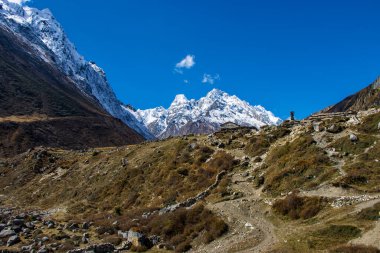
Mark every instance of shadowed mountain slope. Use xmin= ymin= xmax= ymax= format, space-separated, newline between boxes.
xmin=0 ymin=26 xmax=143 ymax=157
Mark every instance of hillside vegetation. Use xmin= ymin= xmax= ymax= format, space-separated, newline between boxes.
xmin=1 ymin=108 xmax=380 ymax=252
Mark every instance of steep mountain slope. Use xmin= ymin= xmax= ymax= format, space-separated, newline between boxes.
xmin=131 ymin=89 xmax=282 ymax=138
xmin=0 ymin=0 xmax=154 ymax=139
xmin=322 ymin=77 xmax=380 ymax=113
xmin=0 ymin=24 xmax=143 ymax=157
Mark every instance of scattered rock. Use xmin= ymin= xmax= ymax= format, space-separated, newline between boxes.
xmin=189 ymin=143 xmax=198 ymax=150
xmin=257 ymin=176 xmax=265 ymax=186
xmin=350 ymin=133 xmax=358 ymax=142
xmin=0 ymin=229 xmax=16 ymax=238
xmin=67 ymin=243 xmax=115 ymax=253
xmin=117 ymin=241 xmax=131 ymax=250
xmin=241 ymin=161 xmax=250 ymax=167
xmin=242 ymin=172 xmax=250 ymax=177
xmin=82 ymin=222 xmax=90 ymax=229
xmin=127 ymin=230 xmax=153 ymax=249
xmin=327 ymin=124 xmax=344 ymax=133
xmin=121 ymin=158 xmax=128 ymax=167
xmin=7 ymin=235 xmax=20 ymax=246
xmin=218 ymin=143 xmax=226 ymax=148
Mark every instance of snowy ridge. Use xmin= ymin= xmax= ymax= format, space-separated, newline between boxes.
xmin=0 ymin=0 xmax=154 ymax=139
xmin=133 ymin=89 xmax=282 ymax=138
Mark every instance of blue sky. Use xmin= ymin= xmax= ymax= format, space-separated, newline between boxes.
xmin=26 ymin=0 xmax=380 ymax=119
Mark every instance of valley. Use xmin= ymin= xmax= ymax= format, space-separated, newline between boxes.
xmin=0 ymin=106 xmax=380 ymax=252
xmin=0 ymin=0 xmax=380 ymax=252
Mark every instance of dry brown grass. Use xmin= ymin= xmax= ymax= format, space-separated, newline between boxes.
xmin=262 ymin=135 xmax=335 ymax=195
xmin=330 ymin=245 xmax=380 ymax=253
xmin=272 ymin=193 xmax=326 ymax=220
xmin=0 ymin=137 xmax=233 ymax=214
xmin=86 ymin=204 xmax=227 ymax=252
xmin=245 ymin=127 xmax=291 ymax=157
xmin=334 ymin=141 xmax=380 ymax=192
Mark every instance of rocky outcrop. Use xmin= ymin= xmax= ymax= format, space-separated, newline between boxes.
xmin=320 ymin=77 xmax=380 ymax=113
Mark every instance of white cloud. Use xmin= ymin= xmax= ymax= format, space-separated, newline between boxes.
xmin=202 ymin=73 xmax=220 ymax=84
xmin=175 ymin=55 xmax=195 ymax=73
xmin=184 ymin=79 xmax=189 ymax=84
xmin=8 ymin=0 xmax=30 ymax=5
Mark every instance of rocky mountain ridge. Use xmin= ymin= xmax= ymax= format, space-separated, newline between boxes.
xmin=320 ymin=76 xmax=380 ymax=114
xmin=131 ymin=89 xmax=282 ymax=138
xmin=0 ymin=21 xmax=144 ymax=157
xmin=0 ymin=0 xmax=154 ymax=139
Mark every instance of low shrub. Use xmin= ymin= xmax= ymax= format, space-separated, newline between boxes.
xmin=102 ymin=235 xmax=122 ymax=245
xmin=142 ymin=204 xmax=227 ymax=252
xmin=358 ymin=202 xmax=380 ymax=221
xmin=306 ymin=225 xmax=362 ymax=250
xmin=331 ymin=244 xmax=380 ymax=253
xmin=272 ymin=193 xmax=326 ymax=219
xmin=263 ymin=135 xmax=334 ymax=195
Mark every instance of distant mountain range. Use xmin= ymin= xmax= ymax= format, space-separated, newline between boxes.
xmin=129 ymin=89 xmax=282 ymax=139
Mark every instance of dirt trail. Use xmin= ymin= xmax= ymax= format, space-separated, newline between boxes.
xmin=351 ymin=221 xmax=380 ymax=248
xmin=350 ymin=199 xmax=380 ymax=248
xmin=193 ymin=170 xmax=278 ymax=253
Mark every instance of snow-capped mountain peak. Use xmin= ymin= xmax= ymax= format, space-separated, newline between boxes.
xmin=0 ymin=0 xmax=154 ymax=139
xmin=134 ymin=89 xmax=282 ymax=139
xmin=171 ymin=94 xmax=189 ymax=106
xmin=206 ymin=88 xmax=226 ymax=99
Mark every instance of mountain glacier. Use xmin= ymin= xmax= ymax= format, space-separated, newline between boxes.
xmin=0 ymin=0 xmax=154 ymax=139
xmin=130 ymin=89 xmax=282 ymax=139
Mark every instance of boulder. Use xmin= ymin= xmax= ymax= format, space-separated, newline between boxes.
xmin=121 ymin=158 xmax=128 ymax=167
xmin=7 ymin=235 xmax=20 ymax=246
xmin=25 ymin=222 xmax=35 ymax=229
xmin=117 ymin=241 xmax=132 ymax=250
xmin=327 ymin=124 xmax=343 ymax=133
xmin=149 ymin=235 xmax=160 ymax=245
xmin=0 ymin=229 xmax=16 ymax=238
xmin=82 ymin=222 xmax=90 ymax=229
xmin=127 ymin=230 xmax=152 ymax=249
xmin=350 ymin=134 xmax=358 ymax=142
xmin=12 ymin=219 xmax=24 ymax=227
xmin=189 ymin=143 xmax=198 ymax=150
xmin=218 ymin=143 xmax=226 ymax=148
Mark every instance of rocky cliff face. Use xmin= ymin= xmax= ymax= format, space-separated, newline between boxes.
xmin=321 ymin=77 xmax=380 ymax=113
xmin=131 ymin=89 xmax=282 ymax=138
xmin=0 ymin=0 xmax=154 ymax=139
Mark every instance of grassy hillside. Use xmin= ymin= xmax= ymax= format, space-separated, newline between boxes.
xmin=0 ymin=108 xmax=380 ymax=252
